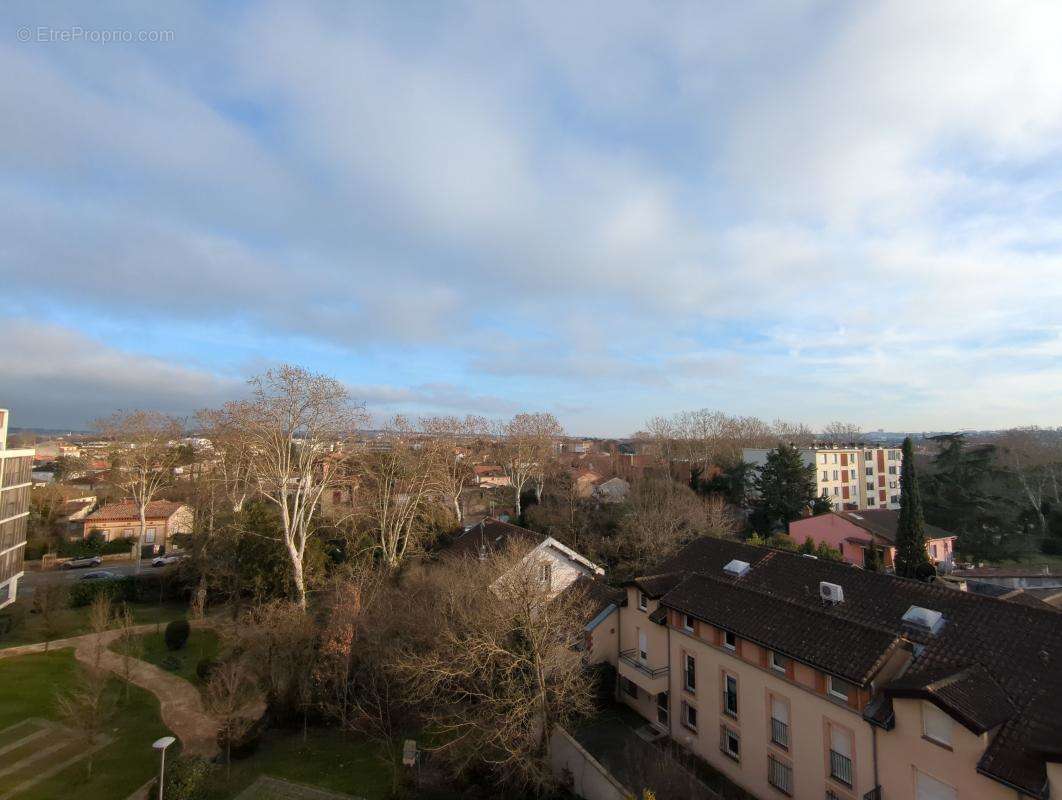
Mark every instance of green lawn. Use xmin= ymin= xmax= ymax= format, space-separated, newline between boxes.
xmin=112 ymin=628 xmax=221 ymax=690
xmin=0 ymin=600 xmax=189 ymax=649
xmin=202 ymin=728 xmax=396 ymax=800
xmin=0 ymin=649 xmax=173 ymax=799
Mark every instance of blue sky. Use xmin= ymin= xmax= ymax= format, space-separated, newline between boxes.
xmin=2 ymin=1 xmax=1061 ymax=435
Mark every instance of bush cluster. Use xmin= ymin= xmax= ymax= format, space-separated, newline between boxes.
xmin=67 ymin=572 xmax=184 ymax=607
xmin=165 ymin=619 xmax=191 ymax=651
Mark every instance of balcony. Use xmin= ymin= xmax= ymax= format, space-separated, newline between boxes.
xmin=618 ymin=649 xmax=669 ymax=694
xmin=768 ymin=754 xmax=793 ymax=796
xmin=829 ymin=750 xmax=853 ymax=787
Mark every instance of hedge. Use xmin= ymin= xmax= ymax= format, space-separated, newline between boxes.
xmin=67 ymin=573 xmax=185 ymax=607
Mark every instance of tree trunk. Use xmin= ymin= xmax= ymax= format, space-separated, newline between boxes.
xmin=453 ymin=494 xmax=463 ymax=525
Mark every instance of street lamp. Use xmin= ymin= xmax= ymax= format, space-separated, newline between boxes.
xmin=152 ymin=736 xmax=176 ymax=800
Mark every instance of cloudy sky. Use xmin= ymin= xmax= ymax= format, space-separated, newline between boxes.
xmin=2 ymin=2 xmax=1061 ymax=435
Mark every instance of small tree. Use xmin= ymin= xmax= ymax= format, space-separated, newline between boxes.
xmin=894 ymin=437 xmax=931 ymax=578
xmin=117 ymin=608 xmax=144 ymax=702
xmin=205 ymin=660 xmax=256 ymax=776
xmin=56 ymin=665 xmax=114 ymax=779
xmin=33 ymin=583 xmax=69 ymax=651
xmin=493 ymin=413 xmax=564 ymax=517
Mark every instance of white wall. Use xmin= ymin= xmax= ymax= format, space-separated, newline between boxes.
xmin=551 ymin=726 xmax=632 ymax=800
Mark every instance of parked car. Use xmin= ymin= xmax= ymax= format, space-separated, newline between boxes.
xmin=61 ymin=555 xmax=102 ymax=570
xmin=151 ymin=553 xmax=186 ymax=568
xmin=79 ymin=570 xmax=118 ymax=581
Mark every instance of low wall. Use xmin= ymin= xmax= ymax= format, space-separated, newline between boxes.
xmin=25 ymin=552 xmax=133 ymax=571
xmin=551 ymin=726 xmax=632 ymax=800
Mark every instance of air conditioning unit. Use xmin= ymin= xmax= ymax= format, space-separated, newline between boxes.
xmin=819 ymin=581 xmax=845 ymax=604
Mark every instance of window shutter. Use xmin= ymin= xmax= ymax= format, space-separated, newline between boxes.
xmin=771 ymin=696 xmax=789 ymax=725
xmin=916 ymin=771 xmax=957 ymax=800
xmin=922 ymin=703 xmax=953 ymax=745
xmin=830 ymin=726 xmax=852 ymax=758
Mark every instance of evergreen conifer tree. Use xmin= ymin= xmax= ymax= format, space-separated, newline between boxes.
xmin=894 ymin=437 xmax=931 ymax=578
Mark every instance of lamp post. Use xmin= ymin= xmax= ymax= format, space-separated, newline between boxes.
xmin=152 ymin=736 xmax=176 ymax=800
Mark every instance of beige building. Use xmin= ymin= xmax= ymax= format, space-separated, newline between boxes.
xmin=612 ymin=536 xmax=1062 ymax=800
xmin=0 ymin=410 xmax=33 ymax=608
xmin=81 ymin=500 xmax=192 ymax=554
xmin=744 ymin=445 xmax=904 ymax=512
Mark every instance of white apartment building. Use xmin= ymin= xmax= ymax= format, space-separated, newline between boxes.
xmin=743 ymin=444 xmax=903 ymax=512
xmin=0 ymin=410 xmax=33 ymax=608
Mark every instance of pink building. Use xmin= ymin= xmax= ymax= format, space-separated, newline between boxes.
xmin=790 ymin=510 xmax=956 ymax=570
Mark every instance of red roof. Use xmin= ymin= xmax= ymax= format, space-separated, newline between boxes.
xmin=85 ymin=500 xmax=185 ymax=522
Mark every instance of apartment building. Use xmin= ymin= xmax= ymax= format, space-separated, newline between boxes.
xmin=615 ymin=536 xmax=1062 ymax=800
xmin=744 ymin=445 xmax=904 ymax=512
xmin=0 ymin=410 xmax=33 ymax=608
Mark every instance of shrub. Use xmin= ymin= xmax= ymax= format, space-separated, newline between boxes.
xmin=68 ymin=578 xmax=126 ymax=608
xmin=0 ymin=606 xmax=26 ymax=639
xmin=195 ymin=658 xmax=217 ymax=682
xmin=155 ymin=755 xmax=212 ymax=800
xmin=165 ymin=619 xmax=191 ymax=651
xmin=219 ymin=714 xmax=266 ymax=761
xmin=24 ymin=541 xmax=48 ymax=561
xmin=1041 ymin=537 xmax=1062 ymax=556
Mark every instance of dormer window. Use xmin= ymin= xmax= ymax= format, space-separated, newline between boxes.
xmin=723 ymin=630 xmax=737 ymax=651
xmin=682 ymin=614 xmax=695 ymax=633
xmin=638 ymin=591 xmax=648 ymax=611
xmin=827 ymin=676 xmax=854 ymax=702
xmin=770 ymin=652 xmax=790 ymax=674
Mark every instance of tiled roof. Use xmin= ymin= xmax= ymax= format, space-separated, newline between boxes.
xmin=443 ymin=517 xmax=546 ymax=560
xmin=887 ymin=664 xmax=1014 ymax=733
xmin=635 ymin=536 xmax=1062 ymax=798
xmin=560 ymin=575 xmax=623 ymax=623
xmin=952 ymin=565 xmax=1058 ymax=579
xmin=85 ymin=500 xmax=184 ymax=522
xmin=836 ymin=509 xmax=955 ymax=544
xmin=57 ymin=500 xmax=94 ymax=516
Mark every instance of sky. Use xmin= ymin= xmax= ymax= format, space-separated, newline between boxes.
xmin=2 ymin=1 xmax=1061 ymax=436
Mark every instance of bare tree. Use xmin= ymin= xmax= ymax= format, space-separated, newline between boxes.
xmin=116 ymin=607 xmax=144 ymax=702
xmin=236 ymin=600 xmax=318 ymax=719
xmin=56 ymin=664 xmax=114 ymax=780
xmin=218 ymin=365 xmax=363 ymax=608
xmin=353 ymin=418 xmax=445 ymax=570
xmin=704 ymin=495 xmax=740 ymax=539
xmin=998 ymin=427 xmax=1062 ymax=536
xmin=420 ymin=415 xmax=489 ymax=525
xmin=772 ymin=419 xmax=817 ymax=447
xmin=205 ymin=659 xmax=257 ymax=776
xmin=607 ymin=479 xmax=708 ymax=578
xmin=493 ymin=413 xmax=564 ymax=517
xmin=33 ymin=583 xmax=68 ymax=651
xmin=96 ymin=411 xmax=184 ymax=572
xmin=196 ymin=407 xmax=255 ymax=514
xmin=821 ymin=421 xmax=864 ymax=444
xmin=396 ymin=547 xmax=594 ymax=793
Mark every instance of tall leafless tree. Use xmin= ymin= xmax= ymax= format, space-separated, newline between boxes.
xmin=493 ymin=413 xmax=564 ymax=517
xmin=96 ymin=410 xmax=184 ymax=573
xmin=217 ymin=365 xmax=363 ymax=608
xmin=420 ymin=414 xmax=489 ymax=525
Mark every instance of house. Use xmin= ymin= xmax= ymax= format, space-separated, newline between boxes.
xmin=472 ymin=464 xmax=511 ymax=488
xmin=571 ymin=467 xmax=603 ymax=498
xmin=744 ymin=444 xmax=904 ymax=512
xmin=790 ymin=510 xmax=957 ymax=570
xmin=592 ymin=476 xmax=630 ymax=504
xmin=445 ymin=517 xmax=619 ymax=664
xmin=950 ymin=565 xmax=1062 ymax=591
xmin=0 ymin=409 xmax=33 ymax=609
xmin=613 ymin=535 xmax=1062 ymax=800
xmin=81 ymin=500 xmax=192 ymax=554
xmin=56 ymin=496 xmax=97 ymax=535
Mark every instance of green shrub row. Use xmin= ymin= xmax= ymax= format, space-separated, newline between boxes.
xmin=67 ymin=573 xmax=185 ymax=607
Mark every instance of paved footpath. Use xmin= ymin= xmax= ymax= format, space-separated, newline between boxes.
xmin=0 ymin=620 xmax=222 ymax=757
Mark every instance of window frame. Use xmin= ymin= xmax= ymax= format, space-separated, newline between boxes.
xmin=681 ymin=700 xmax=698 ymax=732
xmin=770 ymin=652 xmax=790 ymax=674
xmin=720 ymin=725 xmax=740 ymax=761
xmin=682 ymin=613 xmax=695 ymax=633
xmin=722 ymin=672 xmax=738 ymax=718
xmin=637 ymin=591 xmax=647 ymax=611
xmin=723 ymin=630 xmax=737 ymax=651
xmin=921 ymin=702 xmax=954 ymax=749
xmin=683 ymin=653 xmax=696 ymax=693
xmin=827 ymin=675 xmax=854 ymax=702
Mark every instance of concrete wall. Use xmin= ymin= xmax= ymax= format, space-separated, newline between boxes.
xmin=586 ymin=606 xmax=618 ymax=666
xmin=550 ymin=726 xmax=631 ymax=800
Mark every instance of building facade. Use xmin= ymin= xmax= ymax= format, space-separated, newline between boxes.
xmin=81 ymin=500 xmax=192 ymax=554
xmin=790 ymin=510 xmax=957 ymax=571
xmin=612 ymin=537 xmax=1062 ymax=800
xmin=744 ymin=445 xmax=904 ymax=512
xmin=0 ymin=410 xmax=33 ymax=608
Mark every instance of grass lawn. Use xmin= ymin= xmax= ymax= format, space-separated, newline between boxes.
xmin=0 ymin=600 xmax=189 ymax=649
xmin=202 ymin=728 xmax=395 ymax=800
xmin=112 ymin=627 xmax=221 ymax=690
xmin=0 ymin=649 xmax=173 ymax=799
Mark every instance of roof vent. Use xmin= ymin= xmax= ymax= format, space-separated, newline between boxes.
xmin=901 ymin=605 xmax=945 ymax=636
xmin=819 ymin=581 xmax=844 ymax=604
xmin=724 ymin=559 xmax=751 ymax=578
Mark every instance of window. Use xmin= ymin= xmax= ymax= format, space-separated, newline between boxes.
xmin=833 ymin=486 xmax=839 ymax=497
xmin=684 ymin=654 xmax=696 ymax=692
xmin=682 ymin=613 xmax=695 ymax=633
xmin=682 ymin=701 xmax=698 ymax=731
xmin=820 ymin=454 xmax=828 ymax=464
xmin=770 ymin=695 xmax=789 ymax=749
xmin=723 ymin=630 xmax=736 ymax=651
xmin=539 ymin=562 xmax=552 ymax=584
xmin=638 ymin=591 xmax=647 ymax=611
xmin=930 ymin=544 xmax=938 ymax=559
xmin=767 ymin=754 xmax=793 ymax=795
xmin=122 ymin=527 xmax=134 ymax=538
xmin=723 ymin=673 xmax=738 ymax=717
xmin=829 ymin=726 xmax=853 ymax=787
xmin=720 ymin=726 xmax=740 ymax=760
xmin=827 ymin=676 xmax=854 ymax=702
xmin=832 ymin=470 xmax=839 ymax=480
xmin=865 ymin=466 xmax=873 ymax=476
xmin=915 ymin=770 xmax=957 ymax=800
xmin=922 ymin=702 xmax=953 ymax=747
xmin=864 ymin=451 xmax=872 ymax=460
xmin=638 ymin=629 xmax=648 ymax=661
xmin=144 ymin=527 xmax=156 ymax=544
xmin=770 ymin=652 xmax=790 ymax=674
xmin=888 ymin=465 xmax=897 ymax=475
xmin=832 ymin=454 xmax=838 ymax=464
xmin=890 ymin=495 xmax=899 ymax=504
xmin=822 ymin=470 xmax=829 ymax=481
xmin=867 ymin=496 xmax=876 ymax=506
xmin=656 ymin=691 xmax=669 ymax=726
xmin=622 ymin=677 xmax=638 ymax=698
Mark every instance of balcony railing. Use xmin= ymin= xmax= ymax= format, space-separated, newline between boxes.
xmin=830 ymin=750 xmax=853 ymax=787
xmin=619 ymin=649 xmax=669 ymax=678
xmin=771 ymin=717 xmax=789 ymax=749
xmin=768 ymin=755 xmax=793 ymax=796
